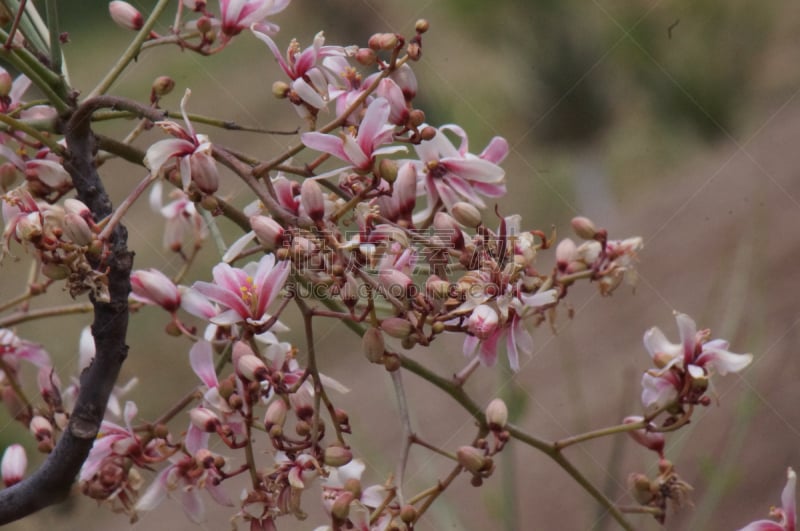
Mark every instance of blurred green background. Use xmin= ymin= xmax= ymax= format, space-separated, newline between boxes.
xmin=3 ymin=0 xmax=800 ymax=530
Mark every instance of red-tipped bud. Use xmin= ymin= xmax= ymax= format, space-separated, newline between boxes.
xmin=571 ymin=216 xmax=598 ymax=240
xmin=381 ymin=317 xmax=414 ymax=339
xmin=300 ymin=179 xmax=325 ymax=222
xmin=250 ymin=215 xmax=285 ymax=250
xmin=555 ymin=238 xmax=577 ymax=270
xmin=434 ymin=212 xmax=464 ymax=250
xmin=29 ymin=415 xmax=52 ymax=441
xmin=362 ymin=327 xmax=385 ymax=364
xmin=485 ymin=398 xmax=508 ymax=430
xmin=109 ymin=1 xmax=143 ymax=31
xmin=623 ymin=416 xmax=665 ymax=456
xmin=190 ymin=407 xmax=221 ymax=432
xmin=323 ymin=445 xmax=353 ymax=467
xmin=1 ymin=444 xmax=26 ymax=487
xmin=130 ymin=269 xmax=181 ymax=312
xmin=236 ymin=354 xmax=268 ymax=381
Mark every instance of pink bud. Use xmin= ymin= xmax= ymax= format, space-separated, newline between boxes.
xmin=29 ymin=415 xmax=52 ymax=441
xmin=130 ymin=269 xmax=181 ymax=312
xmin=189 ymin=407 xmax=221 ymax=432
xmin=395 ymin=162 xmax=417 ymax=217
xmin=623 ymin=416 xmax=665 ymax=456
xmin=264 ymin=399 xmax=288 ymax=433
xmin=555 ymin=238 xmax=577 ymax=270
xmin=434 ymin=212 xmax=464 ymax=250
xmin=189 ymin=151 xmax=219 ymax=195
xmin=468 ymin=305 xmax=499 ymax=340
xmin=485 ymin=398 xmax=508 ymax=430
xmin=63 ymin=198 xmax=90 ymax=217
xmin=300 ymin=179 xmax=325 ymax=222
xmin=456 ymin=446 xmax=492 ymax=475
xmin=362 ymin=327 xmax=385 ymax=364
xmin=109 ymin=1 xmax=143 ymax=31
xmin=323 ymin=446 xmax=353 ymax=467
xmin=236 ymin=354 xmax=268 ymax=381
xmin=389 ymin=64 xmax=418 ymax=100
xmin=1 ymin=444 xmax=26 ymax=487
xmin=250 ymin=215 xmax=285 ymax=251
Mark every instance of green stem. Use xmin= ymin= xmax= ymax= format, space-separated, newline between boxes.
xmin=45 ymin=0 xmax=61 ymax=74
xmin=88 ymin=0 xmax=172 ymax=98
xmin=0 ymin=30 xmax=69 ymax=112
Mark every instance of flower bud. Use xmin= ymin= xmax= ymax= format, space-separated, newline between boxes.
xmin=0 ymin=70 xmax=12 ymax=97
xmin=368 ymin=33 xmax=398 ymax=51
xmin=623 ymin=416 xmax=665 ymax=455
xmin=300 ymin=179 xmax=325 ymax=222
xmin=189 ymin=407 xmax=221 ymax=432
xmin=378 ymin=158 xmax=398 ymax=183
xmin=485 ymin=398 xmax=508 ymax=431
xmin=390 ymin=64 xmax=418 ymax=100
xmin=355 ymin=48 xmax=377 ymax=66
xmin=434 ymin=212 xmax=464 ymax=249
xmin=400 ymin=504 xmax=418 ymax=524
xmin=323 ymin=445 xmax=353 ymax=467
xmin=451 ymin=202 xmax=482 ymax=227
xmin=272 ymin=81 xmax=290 ymax=98
xmin=415 ymin=19 xmax=430 ymax=33
xmin=571 ymin=216 xmax=598 ymax=240
xmin=426 ymin=276 xmax=451 ymax=299
xmin=183 ymin=0 xmax=207 ymax=12
xmin=29 ymin=415 xmax=52 ymax=441
xmin=456 ymin=446 xmax=491 ymax=475
xmin=190 ymin=151 xmax=219 ymax=195
xmin=250 ymin=215 xmax=286 ymax=250
xmin=151 ymin=76 xmax=175 ymax=99
xmin=1 ymin=444 xmax=26 ymax=487
xmin=341 ymin=274 xmax=358 ymax=308
xmin=629 ymin=473 xmax=655 ymax=505
xmin=63 ymin=212 xmax=94 ymax=246
xmin=467 ymin=305 xmax=499 ymax=340
xmin=265 ymin=399 xmax=287 ymax=436
xmin=130 ymin=268 xmax=181 ymax=312
xmin=236 ymin=354 xmax=268 ymax=382
xmin=362 ymin=327 xmax=385 ymax=364
xmin=109 ymin=1 xmax=143 ymax=31
xmin=0 ymin=162 xmax=20 ymax=189
xmin=555 ymin=238 xmax=577 ymax=270
xmin=381 ymin=317 xmax=414 ymax=339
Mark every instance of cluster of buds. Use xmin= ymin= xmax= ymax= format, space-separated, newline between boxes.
xmin=1 ymin=190 xmax=109 ymax=298
xmin=555 ymin=216 xmax=643 ymax=295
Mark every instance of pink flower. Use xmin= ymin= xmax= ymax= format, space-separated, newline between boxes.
xmin=0 ymin=144 xmax=71 ymax=190
xmin=301 ymin=97 xmax=406 ymax=179
xmin=131 ymin=268 xmax=181 ymax=313
xmin=641 ymin=312 xmax=752 ymax=411
xmin=411 ymin=125 xmax=507 ymax=211
xmin=80 ymin=401 xmax=151 ymax=482
xmin=1 ymin=444 xmax=26 ymax=487
xmin=136 ymin=451 xmax=233 ymax=523
xmin=0 ymin=328 xmax=51 ymax=368
xmin=738 ymin=467 xmax=796 ymax=531
xmin=462 ymin=288 xmax=557 ymax=371
xmin=191 ymin=254 xmax=290 ymax=328
xmin=252 ymin=28 xmax=346 ymax=111
xmin=149 ymin=181 xmax=208 ymax=252
xmin=144 ymin=89 xmax=219 ymax=194
xmin=220 ymin=0 xmax=290 ymax=39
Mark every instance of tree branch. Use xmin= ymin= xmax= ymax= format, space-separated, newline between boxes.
xmin=0 ymin=98 xmax=135 ymax=524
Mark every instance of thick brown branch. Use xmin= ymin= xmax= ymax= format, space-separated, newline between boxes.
xmin=0 ymin=97 xmax=137 ymax=524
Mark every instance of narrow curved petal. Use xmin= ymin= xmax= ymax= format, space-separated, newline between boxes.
xmin=190 ymin=341 xmax=218 ymax=388
xmin=301 ymin=132 xmax=348 ymax=161
xmin=192 ymin=281 xmax=250 ymax=319
xmin=697 ymin=347 xmax=753 ymax=375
